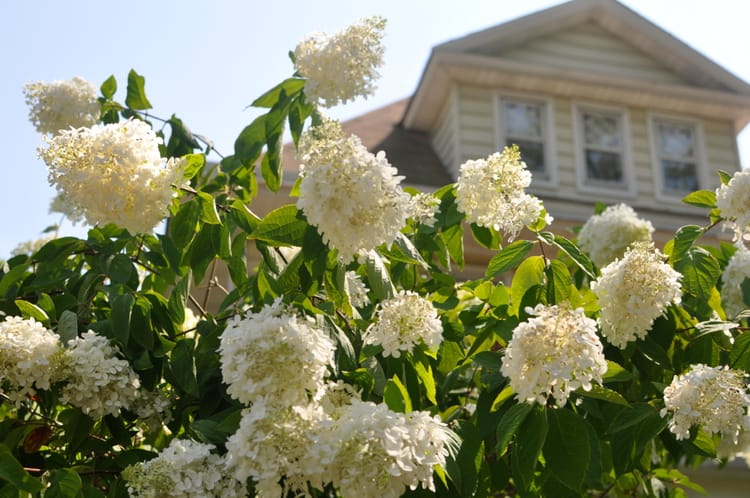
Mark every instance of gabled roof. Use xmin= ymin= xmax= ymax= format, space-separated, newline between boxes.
xmin=403 ymin=0 xmax=750 ymax=131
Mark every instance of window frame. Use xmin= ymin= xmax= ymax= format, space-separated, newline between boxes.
xmin=572 ymin=101 xmax=636 ymax=198
xmin=494 ymin=92 xmax=557 ymax=188
xmin=647 ymin=113 xmax=707 ymax=203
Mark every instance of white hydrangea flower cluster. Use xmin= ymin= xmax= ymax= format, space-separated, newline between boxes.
xmin=577 ymin=203 xmax=654 ymax=267
xmin=0 ymin=316 xmax=63 ymax=402
xmin=410 ymin=192 xmax=441 ymax=227
xmin=500 ymin=303 xmax=607 ymax=407
xmin=296 ymin=120 xmax=411 ymax=263
xmin=455 ymin=146 xmax=547 ymax=241
xmin=218 ymin=299 xmax=335 ymax=406
xmin=23 ymin=76 xmax=100 ymax=135
xmin=59 ymin=330 xmax=141 ymax=419
xmin=716 ymin=170 xmax=750 ymax=241
xmin=132 ymin=386 xmax=173 ymax=434
xmin=661 ymin=364 xmax=750 ymax=452
xmin=39 ymin=119 xmax=186 ymax=234
xmin=226 ymin=397 xmax=329 ymax=497
xmin=344 ymin=270 xmax=370 ymax=307
xmin=365 ymin=290 xmax=443 ymax=358
xmin=123 ymin=438 xmax=246 ymax=498
xmin=592 ymin=242 xmax=682 ymax=349
xmin=721 ymin=243 xmax=750 ymax=318
xmin=294 ymin=16 xmax=386 ymax=107
xmin=320 ymin=399 xmax=459 ymax=498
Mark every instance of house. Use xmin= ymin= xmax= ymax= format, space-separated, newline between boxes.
xmin=320 ymin=0 xmax=750 ymax=271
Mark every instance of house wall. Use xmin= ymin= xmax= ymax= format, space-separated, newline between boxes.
xmin=428 ymin=83 xmax=741 ymax=232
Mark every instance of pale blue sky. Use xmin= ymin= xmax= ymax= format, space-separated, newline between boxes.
xmin=1 ymin=0 xmax=748 ymax=257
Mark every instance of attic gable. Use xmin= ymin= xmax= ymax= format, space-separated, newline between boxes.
xmin=472 ymin=21 xmax=691 ymax=87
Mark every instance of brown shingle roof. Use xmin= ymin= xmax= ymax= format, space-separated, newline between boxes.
xmin=282 ymin=98 xmax=453 ymax=188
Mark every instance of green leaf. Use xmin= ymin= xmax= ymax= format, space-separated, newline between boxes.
xmin=674 ymin=246 xmax=720 ymax=301
xmin=669 ymin=225 xmax=703 ymax=264
xmin=252 ymin=78 xmax=306 ymax=108
xmin=125 ymin=69 xmax=152 ymax=110
xmin=575 ymin=384 xmax=630 ymax=406
xmin=544 ymin=408 xmax=590 ymax=492
xmin=229 ymin=200 xmax=260 ymax=234
xmin=233 ymin=114 xmax=266 ymax=166
xmin=730 ymin=332 xmax=750 ymax=371
xmin=495 ymin=402 xmax=532 ymax=456
xmin=413 ymin=350 xmax=438 ymax=405
xmin=440 ymin=224 xmax=464 ymax=268
xmin=181 ymin=153 xmax=206 ymax=180
xmin=44 ymin=468 xmax=82 ymax=498
xmin=365 ymin=251 xmax=396 ymax=301
xmin=485 ymin=240 xmax=533 ymax=278
xmin=0 ymin=443 xmax=43 ymax=492
xmin=169 ymin=198 xmax=201 ymax=248
xmin=681 ymin=190 xmax=716 ymax=208
xmin=602 ymin=360 xmax=633 ymax=383
xmin=510 ymin=255 xmax=545 ymax=314
xmin=511 ymin=404 xmax=547 ymax=493
xmin=57 ymin=310 xmax=79 ymax=344
xmin=167 ymin=273 xmax=191 ymax=325
xmin=14 ymin=299 xmax=49 ymax=326
xmin=470 ymin=223 xmax=501 ymax=250
xmin=111 ymin=294 xmax=134 ymax=346
xmin=539 ymin=231 xmax=596 ymax=279
xmin=545 ymin=259 xmax=571 ymax=305
xmin=100 ymin=75 xmax=117 ymax=99
xmin=251 ymin=205 xmax=307 ymax=246
xmin=384 ymin=376 xmax=412 ymax=413
xmin=196 ymin=191 xmax=221 ymax=225
xmin=170 ymin=339 xmax=199 ymax=397
xmin=490 ymin=385 xmax=515 ymax=412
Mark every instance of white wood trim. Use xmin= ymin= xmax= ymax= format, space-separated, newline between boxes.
xmin=493 ymin=91 xmax=558 ymax=188
xmin=572 ymin=101 xmax=636 ymax=199
xmin=646 ymin=112 xmax=708 ymax=204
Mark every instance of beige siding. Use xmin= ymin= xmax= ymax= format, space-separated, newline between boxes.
xmin=430 ymin=93 xmax=459 ymax=176
xmin=448 ymin=83 xmax=741 ymax=224
xmin=477 ymin=22 xmax=688 ymax=85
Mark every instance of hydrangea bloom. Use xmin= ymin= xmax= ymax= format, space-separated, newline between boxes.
xmin=577 ymin=203 xmax=654 ymax=267
xmin=59 ymin=330 xmax=140 ymax=418
xmin=226 ymin=397 xmax=328 ymax=497
xmin=123 ymin=438 xmax=246 ymax=498
xmin=661 ymin=364 xmax=750 ymax=452
xmin=409 ymin=192 xmax=440 ymax=227
xmin=716 ymin=170 xmax=750 ymax=241
xmin=321 ymin=399 xmax=458 ymax=498
xmin=500 ymin=303 xmax=607 ymax=407
xmin=218 ymin=300 xmax=335 ymax=406
xmin=344 ymin=270 xmax=370 ymax=307
xmin=39 ymin=120 xmax=185 ymax=234
xmin=365 ymin=290 xmax=443 ymax=358
xmin=592 ymin=242 xmax=682 ymax=349
xmin=23 ymin=77 xmax=100 ymax=134
xmin=455 ymin=146 xmax=547 ymax=241
xmin=294 ymin=16 xmax=386 ymax=107
xmin=296 ymin=120 xmax=411 ymax=263
xmin=721 ymin=243 xmax=750 ymax=318
xmin=0 ymin=316 xmax=63 ymax=402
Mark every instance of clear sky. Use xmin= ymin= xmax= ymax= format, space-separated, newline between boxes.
xmin=1 ymin=0 xmax=749 ymax=257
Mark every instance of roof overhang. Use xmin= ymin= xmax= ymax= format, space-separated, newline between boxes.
xmin=403 ymin=51 xmax=750 ymax=133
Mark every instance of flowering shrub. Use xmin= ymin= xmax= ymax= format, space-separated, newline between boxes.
xmin=2 ymin=16 xmax=750 ymax=498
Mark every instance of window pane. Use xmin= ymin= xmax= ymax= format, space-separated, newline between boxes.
xmin=585 ymin=150 xmax=622 ymax=182
xmin=504 ymin=101 xmax=542 ymax=139
xmin=657 ymin=123 xmax=694 ymax=158
xmin=509 ymin=139 xmax=545 ymax=177
xmin=583 ymin=112 xmax=620 ymax=148
xmin=662 ymin=160 xmax=698 ymax=192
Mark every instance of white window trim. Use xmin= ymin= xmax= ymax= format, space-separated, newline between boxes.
xmin=493 ymin=92 xmax=557 ymax=188
xmin=572 ymin=101 xmax=636 ymax=198
xmin=647 ymin=113 xmax=707 ymax=204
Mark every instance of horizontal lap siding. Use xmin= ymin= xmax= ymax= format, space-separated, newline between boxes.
xmin=431 ymin=95 xmax=458 ymax=177
xmin=490 ymin=22 xmax=687 ymax=85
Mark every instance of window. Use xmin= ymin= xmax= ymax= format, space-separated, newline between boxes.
xmin=649 ymin=116 xmax=703 ymax=200
xmin=495 ymin=95 xmax=556 ymax=186
xmin=573 ymin=103 xmax=634 ymax=196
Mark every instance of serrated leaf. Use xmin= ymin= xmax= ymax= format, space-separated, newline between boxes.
xmin=486 ymin=240 xmax=533 ymax=278
xmin=251 ymin=78 xmax=306 ymax=108
xmin=125 ymin=69 xmax=152 ymax=110
xmin=170 ymin=199 xmax=201 ymax=248
xmin=384 ymin=376 xmax=412 ymax=413
xmin=365 ymin=251 xmax=396 ymax=300
xmin=233 ymin=114 xmax=266 ymax=166
xmin=540 ymin=231 xmax=597 ymax=278
xmin=544 ymin=408 xmax=590 ymax=492
xmin=251 ymin=204 xmax=307 ymax=246
xmin=111 ymin=294 xmax=134 ymax=346
xmin=681 ymin=190 xmax=716 ymax=208
xmin=510 ymin=255 xmax=546 ymax=314
xmin=181 ymin=153 xmax=205 ymax=180
xmin=674 ymin=246 xmax=720 ymax=300
xmin=196 ymin=191 xmax=221 ymax=225
xmin=0 ymin=443 xmax=43 ymax=492
xmin=170 ymin=339 xmax=199 ymax=397
xmin=44 ymin=468 xmax=82 ymax=498
xmin=100 ymin=75 xmax=117 ymax=99
xmin=602 ymin=360 xmax=632 ymax=383
xmin=669 ymin=225 xmax=703 ymax=264
xmin=511 ymin=405 xmax=547 ymax=492
xmin=576 ymin=384 xmax=630 ymax=406
xmin=57 ymin=310 xmax=78 ymax=344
